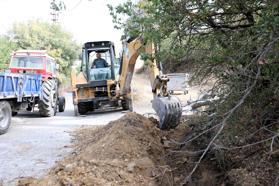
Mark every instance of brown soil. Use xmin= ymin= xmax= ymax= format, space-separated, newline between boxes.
xmin=17 ymin=112 xmax=278 ymax=186
xmin=18 ymin=113 xmax=187 ymax=186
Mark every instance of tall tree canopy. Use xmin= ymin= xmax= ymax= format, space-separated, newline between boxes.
xmin=50 ymin=0 xmax=66 ymax=11
xmin=110 ymin=0 xmax=279 ymax=118
xmin=110 ymin=0 xmax=278 ymax=65
xmin=110 ymin=0 xmax=279 ymax=180
xmin=0 ymin=36 xmax=16 ymax=69
xmin=0 ymin=20 xmax=79 ymax=77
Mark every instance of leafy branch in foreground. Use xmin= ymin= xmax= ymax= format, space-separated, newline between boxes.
xmin=109 ymin=0 xmax=279 ymax=182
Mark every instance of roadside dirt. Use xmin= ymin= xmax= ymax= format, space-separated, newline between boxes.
xmin=15 ymin=73 xmax=216 ymax=186
xmin=16 ymin=71 xmax=278 ymax=185
xmin=17 ymin=113 xmax=279 ymax=186
xmin=18 ymin=113 xmax=189 ymax=186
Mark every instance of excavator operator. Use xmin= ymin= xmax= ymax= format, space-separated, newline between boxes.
xmin=91 ymin=53 xmax=109 ymax=68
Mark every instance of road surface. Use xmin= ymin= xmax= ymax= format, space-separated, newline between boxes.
xmin=0 ymin=73 xmax=157 ymax=185
xmin=0 ymin=94 xmax=127 ymax=185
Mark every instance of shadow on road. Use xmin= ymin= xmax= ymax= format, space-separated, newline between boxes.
xmin=76 ymin=108 xmax=125 ymax=117
xmin=14 ymin=108 xmax=125 ymax=118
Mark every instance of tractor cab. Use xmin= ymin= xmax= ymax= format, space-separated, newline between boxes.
xmin=9 ymin=50 xmax=57 ymax=80
xmin=81 ymin=41 xmax=118 ymax=83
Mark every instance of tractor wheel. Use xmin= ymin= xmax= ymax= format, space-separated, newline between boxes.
xmin=0 ymin=101 xmax=11 ymax=135
xmin=77 ymin=102 xmax=88 ymax=115
xmin=39 ymin=79 xmax=58 ymax=117
xmin=58 ymin=97 xmax=66 ymax=112
xmin=121 ymin=98 xmax=133 ymax=111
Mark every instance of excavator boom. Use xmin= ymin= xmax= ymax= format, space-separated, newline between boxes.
xmin=119 ymin=38 xmax=182 ymax=129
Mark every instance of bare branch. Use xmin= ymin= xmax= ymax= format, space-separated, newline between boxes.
xmin=170 ymin=123 xmax=221 ymax=145
xmin=215 ymin=134 xmax=278 ymax=151
xmin=247 ymin=121 xmax=279 ymax=138
xmin=169 ymin=149 xmax=205 ymax=157
xmin=270 ymin=137 xmax=275 ymax=153
xmin=183 ymin=66 xmax=262 ymax=184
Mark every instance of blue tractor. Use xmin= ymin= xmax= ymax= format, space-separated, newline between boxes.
xmin=0 ymin=50 xmax=65 ymax=135
xmin=0 ymin=73 xmax=42 ymax=134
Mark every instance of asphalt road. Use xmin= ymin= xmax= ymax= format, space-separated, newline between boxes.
xmin=0 ymin=94 xmax=125 ymax=185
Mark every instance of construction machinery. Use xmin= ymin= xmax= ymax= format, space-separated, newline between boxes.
xmin=0 ymin=50 xmax=65 ymax=134
xmin=9 ymin=50 xmax=65 ymax=116
xmin=71 ymin=38 xmax=182 ymax=129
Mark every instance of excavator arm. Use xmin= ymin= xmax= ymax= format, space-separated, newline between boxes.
xmin=119 ymin=38 xmax=182 ymax=129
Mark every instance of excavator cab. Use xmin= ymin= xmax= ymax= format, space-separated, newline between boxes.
xmin=82 ymin=41 xmax=117 ymax=82
xmin=71 ymin=41 xmax=121 ymax=115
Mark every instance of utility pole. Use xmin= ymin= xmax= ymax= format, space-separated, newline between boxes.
xmin=50 ymin=8 xmax=59 ymax=23
xmin=50 ymin=0 xmax=65 ymax=23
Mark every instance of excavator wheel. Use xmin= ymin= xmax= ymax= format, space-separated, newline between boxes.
xmin=77 ymin=103 xmax=88 ymax=115
xmin=152 ymin=96 xmax=182 ymax=130
xmin=74 ymin=105 xmax=79 ymax=116
xmin=121 ymin=98 xmax=133 ymax=111
xmin=12 ymin=111 xmax=18 ymax=116
xmin=77 ymin=102 xmax=94 ymax=115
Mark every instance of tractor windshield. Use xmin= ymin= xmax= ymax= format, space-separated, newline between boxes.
xmin=10 ymin=56 xmax=44 ymax=69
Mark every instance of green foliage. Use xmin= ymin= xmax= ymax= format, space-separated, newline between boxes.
xmin=50 ymin=0 xmax=66 ymax=11
xmin=110 ymin=0 xmax=279 ymax=138
xmin=110 ymin=0 xmax=279 ymax=68
xmin=0 ymin=36 xmax=16 ymax=69
xmin=8 ymin=20 xmax=79 ymax=76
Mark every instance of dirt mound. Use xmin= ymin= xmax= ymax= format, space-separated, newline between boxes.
xmin=17 ymin=112 xmax=278 ymax=186
xmin=18 ymin=113 xmax=168 ymax=186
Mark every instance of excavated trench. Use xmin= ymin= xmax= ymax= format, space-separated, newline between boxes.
xmin=18 ymin=113 xmax=183 ymax=186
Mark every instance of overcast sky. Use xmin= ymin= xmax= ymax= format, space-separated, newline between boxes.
xmin=0 ymin=0 xmax=123 ymax=49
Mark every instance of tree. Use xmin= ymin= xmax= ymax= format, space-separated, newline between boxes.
xmin=110 ymin=0 xmax=279 ymax=123
xmin=0 ymin=36 xmax=16 ymax=69
xmin=50 ymin=0 xmax=66 ymax=11
xmin=109 ymin=0 xmax=279 ymax=182
xmin=50 ymin=0 xmax=66 ymax=23
xmin=8 ymin=20 xmax=79 ymax=77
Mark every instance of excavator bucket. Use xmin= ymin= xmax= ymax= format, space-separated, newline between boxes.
xmin=152 ymin=96 xmax=182 ymax=130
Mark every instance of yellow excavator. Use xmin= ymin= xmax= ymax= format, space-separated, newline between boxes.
xmin=71 ymin=38 xmax=182 ymax=129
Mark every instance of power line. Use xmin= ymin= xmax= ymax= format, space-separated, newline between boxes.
xmin=69 ymin=0 xmax=83 ymax=11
